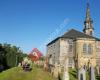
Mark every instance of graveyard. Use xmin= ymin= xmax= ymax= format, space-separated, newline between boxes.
xmin=0 ymin=66 xmax=100 ymax=80
xmin=0 ymin=53 xmax=100 ymax=80
xmin=0 ymin=43 xmax=100 ymax=80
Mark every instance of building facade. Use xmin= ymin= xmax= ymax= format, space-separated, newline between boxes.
xmin=46 ymin=3 xmax=100 ymax=71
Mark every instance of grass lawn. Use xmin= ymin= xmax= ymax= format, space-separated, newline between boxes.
xmin=0 ymin=67 xmax=56 ymax=80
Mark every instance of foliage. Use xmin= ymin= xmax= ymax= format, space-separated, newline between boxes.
xmin=58 ymin=68 xmax=78 ymax=80
xmin=96 ymin=75 xmax=100 ymax=80
xmin=69 ymin=68 xmax=78 ymax=80
xmin=0 ymin=43 xmax=27 ymax=71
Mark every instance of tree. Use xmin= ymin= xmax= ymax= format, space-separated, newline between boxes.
xmin=0 ymin=43 xmax=27 ymax=71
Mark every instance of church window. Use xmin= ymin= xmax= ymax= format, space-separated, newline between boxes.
xmin=83 ymin=43 xmax=92 ymax=54
xmin=49 ymin=55 xmax=52 ymax=64
xmin=83 ymin=43 xmax=87 ymax=53
xmin=68 ymin=39 xmax=73 ymax=44
xmin=69 ymin=44 xmax=73 ymax=52
xmin=90 ymin=31 xmax=92 ymax=35
xmin=68 ymin=58 xmax=73 ymax=64
xmin=53 ymin=53 xmax=55 ymax=64
xmin=88 ymin=44 xmax=92 ymax=54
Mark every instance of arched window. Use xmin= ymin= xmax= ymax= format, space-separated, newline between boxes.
xmin=83 ymin=43 xmax=92 ymax=55
xmin=83 ymin=43 xmax=87 ymax=53
xmin=90 ymin=31 xmax=93 ymax=35
xmin=88 ymin=44 xmax=92 ymax=54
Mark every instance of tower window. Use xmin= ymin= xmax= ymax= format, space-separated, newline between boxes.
xmin=90 ymin=31 xmax=92 ymax=35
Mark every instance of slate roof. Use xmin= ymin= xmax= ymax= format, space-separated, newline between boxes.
xmin=62 ymin=29 xmax=100 ymax=40
xmin=62 ymin=29 xmax=94 ymax=39
xmin=47 ymin=29 xmax=100 ymax=46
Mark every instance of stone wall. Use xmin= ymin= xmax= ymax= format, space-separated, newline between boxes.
xmin=75 ymin=38 xmax=96 ymax=69
xmin=60 ymin=38 xmax=75 ymax=68
xmin=96 ymin=41 xmax=100 ymax=67
xmin=47 ymin=38 xmax=75 ymax=68
xmin=47 ymin=39 xmax=60 ymax=65
xmin=46 ymin=38 xmax=75 ymax=78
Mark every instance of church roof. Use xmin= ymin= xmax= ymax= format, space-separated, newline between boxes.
xmin=62 ymin=29 xmax=93 ymax=39
xmin=47 ymin=29 xmax=100 ymax=46
xmin=62 ymin=29 xmax=100 ymax=40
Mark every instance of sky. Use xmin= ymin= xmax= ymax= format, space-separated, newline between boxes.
xmin=0 ymin=0 xmax=100 ymax=55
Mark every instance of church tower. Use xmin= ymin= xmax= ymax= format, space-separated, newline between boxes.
xmin=83 ymin=3 xmax=94 ymax=36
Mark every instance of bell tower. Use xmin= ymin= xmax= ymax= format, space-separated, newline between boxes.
xmin=83 ymin=3 xmax=94 ymax=36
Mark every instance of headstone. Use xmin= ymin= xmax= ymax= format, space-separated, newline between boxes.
xmin=63 ymin=70 xmax=69 ymax=80
xmin=22 ymin=57 xmax=32 ymax=71
xmin=18 ymin=63 xmax=21 ymax=67
xmin=63 ymin=58 xmax=69 ymax=80
xmin=96 ymin=66 xmax=100 ymax=75
xmin=72 ymin=64 xmax=75 ymax=69
xmin=90 ymin=66 xmax=95 ymax=80
xmin=53 ymin=63 xmax=59 ymax=78
xmin=78 ymin=67 xmax=86 ymax=80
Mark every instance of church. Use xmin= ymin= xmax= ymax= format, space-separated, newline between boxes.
xmin=46 ymin=3 xmax=100 ymax=71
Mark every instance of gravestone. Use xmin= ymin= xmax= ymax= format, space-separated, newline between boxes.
xmin=90 ymin=66 xmax=95 ymax=80
xmin=96 ymin=66 xmax=100 ymax=75
xmin=22 ymin=57 xmax=32 ymax=71
xmin=53 ymin=63 xmax=59 ymax=78
xmin=63 ymin=58 xmax=69 ymax=80
xmin=78 ymin=67 xmax=86 ymax=80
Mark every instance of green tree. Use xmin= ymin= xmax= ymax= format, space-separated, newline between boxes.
xmin=0 ymin=43 xmax=27 ymax=71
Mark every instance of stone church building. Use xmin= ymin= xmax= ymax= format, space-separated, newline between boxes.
xmin=46 ymin=3 xmax=100 ymax=72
